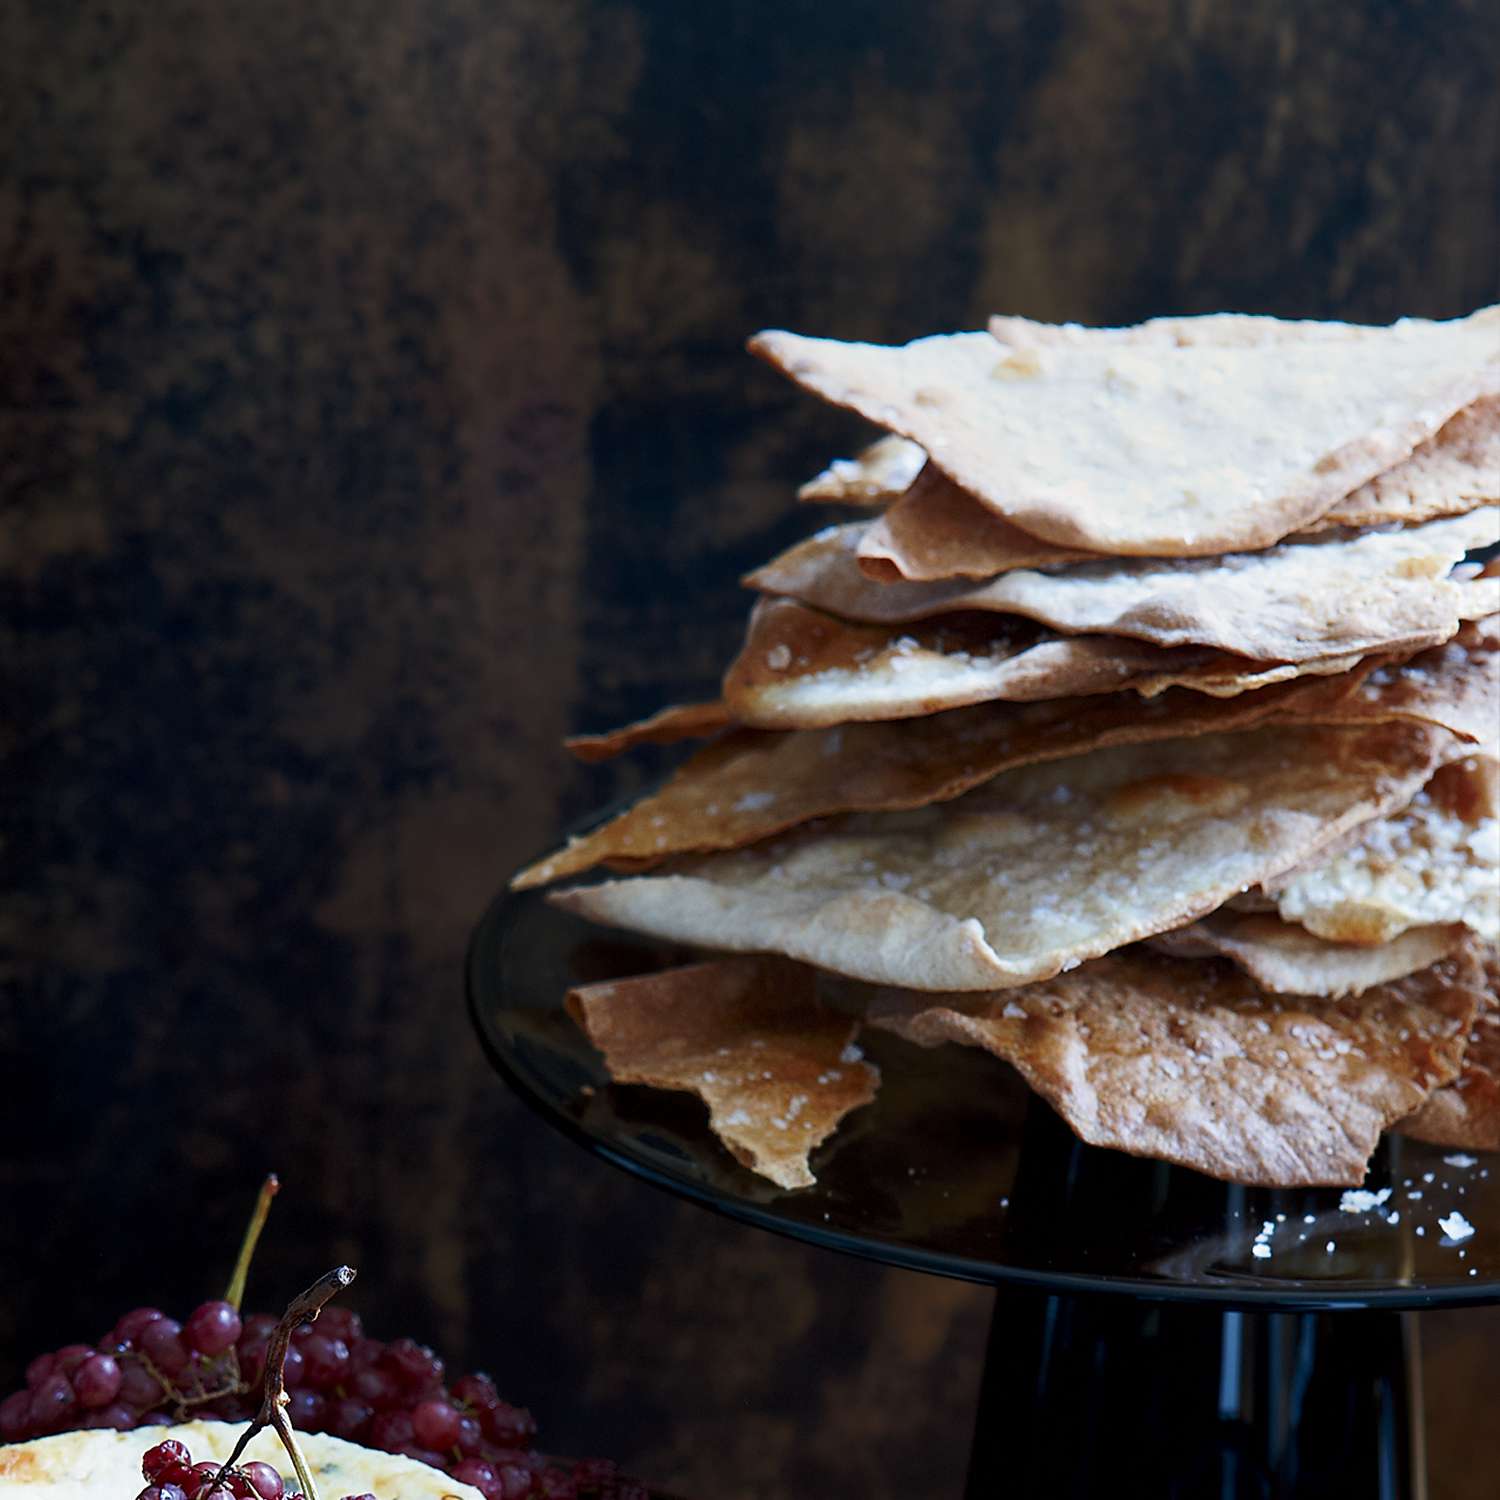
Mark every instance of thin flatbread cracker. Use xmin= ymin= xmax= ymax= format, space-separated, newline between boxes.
xmin=852 ymin=372 xmax=1498 ymax=589
xmin=857 ymin=466 xmax=1093 ymax=581
xmin=1320 ymin=395 xmax=1500 ymax=527
xmin=857 ymin=415 xmax=1499 ymax=585
xmin=1267 ymin=755 xmax=1500 ymax=944
xmin=1149 ymin=912 xmax=1465 ymax=996
xmin=553 ymin=721 xmax=1457 ymax=991
xmin=517 ymin=623 xmax=1493 ymax=889
xmin=810 ymin=313 xmax=1399 ymax=520
xmin=724 ymin=597 xmax=1370 ymax=728
xmin=750 ymin=310 xmax=1500 ymax=556
xmin=565 ymin=700 xmax=731 ymax=763
xmin=750 ymin=509 xmax=1499 ymax=660
xmin=993 ymin=311 xmax=1500 ymax=522
xmin=1303 ymin=616 xmax=1500 ymax=751
xmin=565 ymin=956 xmax=878 ymax=1189
xmin=516 ymin=661 xmax=1405 ymax=890
xmin=830 ymin=312 xmax=1396 ymax=521
xmin=797 ymin=433 xmax=925 ymax=504
xmin=988 ymin=310 xmax=1403 ymax=351
xmin=993 ymin=311 xmax=1500 ymax=535
xmin=859 ymin=947 xmax=1483 ymax=1185
xmin=1400 ymin=947 xmax=1500 ymax=1151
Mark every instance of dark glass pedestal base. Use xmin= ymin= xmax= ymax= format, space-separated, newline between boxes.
xmin=967 ymin=1291 xmax=1422 ymax=1500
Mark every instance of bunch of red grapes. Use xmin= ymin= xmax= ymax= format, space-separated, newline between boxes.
xmin=136 ymin=1436 xmax=297 ymax=1500
xmin=1 ymin=1300 xmax=646 ymax=1500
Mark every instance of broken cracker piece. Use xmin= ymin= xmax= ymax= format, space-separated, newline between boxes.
xmin=862 ymin=947 xmax=1483 ymax=1186
xmin=797 ymin=432 xmax=925 ymax=505
xmin=566 ymin=956 xmax=878 ymax=1189
xmin=1149 ymin=912 xmax=1466 ymax=997
xmin=1267 ymin=755 xmax=1500 ymax=944
xmin=565 ymin=700 xmax=732 ymax=763
xmin=1400 ymin=945 xmax=1500 ymax=1151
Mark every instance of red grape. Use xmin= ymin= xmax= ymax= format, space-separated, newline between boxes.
xmin=74 ymin=1353 xmax=123 ymax=1409
xmin=285 ymin=1388 xmax=326 ymax=1429
xmin=452 ymin=1374 xmax=499 ymax=1411
xmin=495 ymin=1463 xmax=533 ymax=1500
xmin=25 ymin=1353 xmax=56 ymax=1389
xmin=143 ymin=1439 xmax=193 ymax=1485
xmin=350 ymin=1366 xmax=401 ymax=1410
xmin=137 ymin=1486 xmax=188 ymax=1500
xmin=451 ymin=1460 xmax=498 ymax=1493
xmin=114 ymin=1308 xmax=167 ymax=1347
xmin=348 ymin=1337 xmax=384 ymax=1373
xmin=316 ymin=1306 xmax=363 ymax=1343
xmin=217 ymin=1393 xmax=255 ymax=1423
xmin=0 ymin=1389 xmax=31 ymax=1441
xmin=367 ymin=1410 xmax=414 ymax=1453
xmin=299 ymin=1334 xmax=350 ymax=1390
xmin=237 ymin=1338 xmax=269 ymax=1386
xmin=240 ymin=1462 xmax=284 ymax=1500
xmin=455 ymin=1413 xmax=483 ymax=1456
xmin=28 ymin=1373 xmax=78 ymax=1433
xmin=140 ymin=1319 xmax=190 ymax=1377
xmin=84 ymin=1403 xmax=138 ymax=1429
xmin=54 ymin=1345 xmax=94 ymax=1376
xmin=240 ymin=1313 xmax=277 ymax=1343
xmin=279 ymin=1344 xmax=306 ymax=1389
xmin=328 ymin=1396 xmax=374 ymax=1441
xmin=480 ymin=1402 xmax=536 ymax=1449
xmin=120 ymin=1360 xmax=168 ymax=1408
xmin=185 ymin=1461 xmax=222 ymax=1498
xmin=411 ymin=1398 xmax=461 ymax=1451
xmin=383 ymin=1339 xmax=443 ymax=1393
xmin=184 ymin=1302 xmax=243 ymax=1358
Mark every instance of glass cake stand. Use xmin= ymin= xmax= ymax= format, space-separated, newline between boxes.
xmin=468 ymin=885 xmax=1499 ymax=1500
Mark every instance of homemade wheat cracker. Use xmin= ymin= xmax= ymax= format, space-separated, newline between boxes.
xmin=751 ymin=308 xmax=1500 ymax=555
xmin=860 ymin=947 xmax=1484 ymax=1185
xmin=552 ymin=721 xmax=1458 ymax=991
xmin=566 ymin=956 xmax=878 ymax=1189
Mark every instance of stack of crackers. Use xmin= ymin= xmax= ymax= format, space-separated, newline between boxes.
xmin=517 ymin=309 xmax=1500 ymax=1192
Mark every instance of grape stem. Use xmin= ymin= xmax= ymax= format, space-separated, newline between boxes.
xmin=209 ymin=1265 xmax=357 ymax=1500
xmin=225 ymin=1175 xmax=281 ymax=1311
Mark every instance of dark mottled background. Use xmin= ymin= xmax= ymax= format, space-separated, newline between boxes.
xmin=4 ymin=2 xmax=1499 ymax=1496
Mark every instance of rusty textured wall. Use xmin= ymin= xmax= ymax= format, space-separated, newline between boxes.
xmin=4 ymin=2 xmax=1499 ymax=1496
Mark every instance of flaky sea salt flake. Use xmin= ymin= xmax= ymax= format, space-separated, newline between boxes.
xmin=1438 ymin=1212 xmax=1475 ymax=1244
